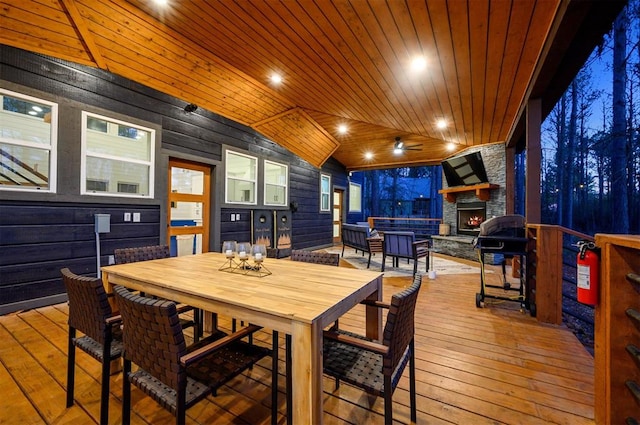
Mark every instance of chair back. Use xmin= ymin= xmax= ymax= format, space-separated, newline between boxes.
xmin=114 ymin=245 xmax=170 ymax=264
xmin=383 ymin=231 xmax=416 ymax=258
xmin=290 ymin=250 xmax=339 ymax=266
xmin=61 ymin=268 xmax=113 ymax=345
xmin=113 ymin=285 xmax=187 ymax=391
xmin=382 ymin=276 xmax=421 ymax=374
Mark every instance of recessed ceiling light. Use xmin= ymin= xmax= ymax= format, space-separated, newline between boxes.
xmin=365 ymin=152 xmax=373 ymax=160
xmin=410 ymin=56 xmax=427 ymax=73
xmin=338 ymin=124 xmax=348 ymax=134
xmin=270 ymin=73 xmax=283 ymax=84
xmin=436 ymin=119 xmax=447 ymax=129
xmin=154 ymin=0 xmax=168 ymax=5
xmin=447 ymin=143 xmax=456 ymax=151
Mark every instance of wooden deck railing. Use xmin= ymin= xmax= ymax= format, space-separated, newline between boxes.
xmin=367 ymin=217 xmax=442 ymax=239
xmin=530 ymin=228 xmax=640 ymax=423
xmin=526 ymin=224 xmax=594 ymax=326
xmin=594 ymin=234 xmax=640 ymax=424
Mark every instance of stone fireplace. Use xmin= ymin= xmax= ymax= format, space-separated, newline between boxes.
xmin=433 ymin=143 xmax=507 ymax=263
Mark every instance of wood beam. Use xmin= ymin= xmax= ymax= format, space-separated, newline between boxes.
xmin=59 ymin=0 xmax=108 ymax=70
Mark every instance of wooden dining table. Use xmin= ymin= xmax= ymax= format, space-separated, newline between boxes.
xmin=101 ymin=251 xmax=383 ymax=424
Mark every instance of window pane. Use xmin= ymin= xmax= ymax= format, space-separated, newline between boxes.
xmin=170 ymin=201 xmax=203 ymax=223
xmin=0 ymin=142 xmax=50 ymax=189
xmin=349 ymin=182 xmax=362 ymax=212
xmin=265 ymin=184 xmax=286 ymax=205
xmin=321 ymin=193 xmax=330 ymax=211
xmin=86 ymin=124 xmax=151 ymax=161
xmin=87 ymin=117 xmax=107 ymax=132
xmin=321 ymin=175 xmax=330 ymax=192
xmin=85 ymin=156 xmax=150 ymax=196
xmin=227 ymin=152 xmax=256 ymax=180
xmin=227 ymin=178 xmax=255 ymax=203
xmin=86 ymin=179 xmax=108 ymax=192
xmin=1 ymin=95 xmax=52 ymax=145
xmin=265 ymin=162 xmax=286 ymax=184
xmin=171 ymin=167 xmax=204 ymax=195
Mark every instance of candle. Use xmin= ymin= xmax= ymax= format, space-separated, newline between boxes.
xmin=225 ymin=249 xmax=232 ymax=256
xmin=255 ymin=253 xmax=263 ymax=260
xmin=239 ymin=251 xmax=247 ymax=259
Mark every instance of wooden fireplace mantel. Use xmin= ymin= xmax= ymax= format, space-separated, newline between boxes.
xmin=438 ymin=183 xmax=499 ymax=203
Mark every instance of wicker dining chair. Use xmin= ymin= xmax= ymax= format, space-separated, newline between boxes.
xmin=61 ymin=268 xmax=123 ymax=425
xmin=323 ymin=276 xmax=422 ymax=425
xmin=113 ymin=245 xmax=202 ymax=342
xmin=113 ymin=285 xmax=278 ymax=425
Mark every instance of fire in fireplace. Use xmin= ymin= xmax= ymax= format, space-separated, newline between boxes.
xmin=457 ymin=202 xmax=486 ymax=236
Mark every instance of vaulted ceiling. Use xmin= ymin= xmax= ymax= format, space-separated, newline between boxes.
xmin=0 ymin=0 xmax=625 ymax=170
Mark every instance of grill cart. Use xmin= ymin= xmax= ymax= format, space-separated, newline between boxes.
xmin=473 ymin=215 xmax=533 ymax=315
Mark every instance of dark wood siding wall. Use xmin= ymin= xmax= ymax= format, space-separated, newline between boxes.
xmin=0 ymin=45 xmax=347 ymax=314
xmin=0 ymin=201 xmax=161 ymax=311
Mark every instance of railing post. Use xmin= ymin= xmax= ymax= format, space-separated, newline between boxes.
xmin=527 ymin=224 xmax=563 ymax=324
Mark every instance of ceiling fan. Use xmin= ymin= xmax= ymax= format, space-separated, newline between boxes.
xmin=393 ymin=137 xmax=422 ymax=154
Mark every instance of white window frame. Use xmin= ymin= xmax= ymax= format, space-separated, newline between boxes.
xmin=320 ymin=173 xmax=331 ymax=212
xmin=263 ymin=160 xmax=288 ymax=206
xmin=0 ymin=89 xmax=58 ymax=193
xmin=81 ymin=111 xmax=155 ymax=198
xmin=349 ymin=181 xmax=362 ymax=212
xmin=225 ymin=150 xmax=258 ymax=205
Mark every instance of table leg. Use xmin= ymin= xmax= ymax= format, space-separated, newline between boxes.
xmin=291 ymin=321 xmax=323 ymax=424
xmin=365 ymin=275 xmax=383 ymax=341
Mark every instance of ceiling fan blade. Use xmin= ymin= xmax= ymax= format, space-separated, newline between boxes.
xmin=404 ymin=144 xmax=423 ymax=151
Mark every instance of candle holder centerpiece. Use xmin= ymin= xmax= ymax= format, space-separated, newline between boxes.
xmin=218 ymin=241 xmax=271 ymax=277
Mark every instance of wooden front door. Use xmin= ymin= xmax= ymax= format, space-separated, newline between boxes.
xmin=167 ymin=158 xmax=211 ymax=256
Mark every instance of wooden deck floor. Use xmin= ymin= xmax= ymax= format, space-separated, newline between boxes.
xmin=0 ymin=256 xmax=594 ymax=424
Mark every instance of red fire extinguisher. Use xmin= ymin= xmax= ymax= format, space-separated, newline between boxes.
xmin=577 ymin=241 xmax=600 ymax=306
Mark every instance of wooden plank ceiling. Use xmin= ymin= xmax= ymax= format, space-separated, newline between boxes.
xmin=0 ymin=0 xmax=561 ymax=170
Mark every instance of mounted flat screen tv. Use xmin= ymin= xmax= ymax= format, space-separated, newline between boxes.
xmin=441 ymin=152 xmax=489 ymax=187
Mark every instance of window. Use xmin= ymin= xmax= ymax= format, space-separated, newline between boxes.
xmin=225 ymin=150 xmax=257 ymax=204
xmin=86 ymin=179 xmax=108 ymax=192
xmin=0 ymin=89 xmax=57 ymax=192
xmin=117 ymin=182 xmax=139 ymax=194
xmin=81 ymin=112 xmax=154 ymax=197
xmin=264 ymin=160 xmax=288 ymax=206
xmin=349 ymin=182 xmax=362 ymax=212
xmin=320 ymin=173 xmax=331 ymax=212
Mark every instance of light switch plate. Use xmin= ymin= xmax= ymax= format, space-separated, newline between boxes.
xmin=124 ymin=212 xmax=131 ymax=222
xmin=133 ymin=212 xmax=141 ymax=222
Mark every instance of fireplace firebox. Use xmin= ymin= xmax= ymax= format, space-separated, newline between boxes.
xmin=457 ymin=202 xmax=486 ymax=236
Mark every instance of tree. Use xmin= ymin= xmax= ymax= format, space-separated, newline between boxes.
xmin=611 ymin=6 xmax=630 ymax=233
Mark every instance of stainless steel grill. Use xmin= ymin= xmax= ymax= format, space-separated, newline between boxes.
xmin=473 ymin=215 xmax=533 ymax=315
